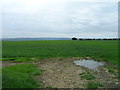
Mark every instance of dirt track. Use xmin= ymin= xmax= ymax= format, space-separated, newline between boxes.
xmin=35 ymin=57 xmax=87 ymax=88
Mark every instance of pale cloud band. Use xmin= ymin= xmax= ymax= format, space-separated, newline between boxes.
xmin=1 ymin=0 xmax=118 ymax=38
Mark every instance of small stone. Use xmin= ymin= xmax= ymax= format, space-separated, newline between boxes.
xmin=74 ymin=84 xmax=77 ymax=86
xmin=64 ymin=77 xmax=66 ymax=79
xmin=58 ymin=70 xmax=60 ymax=72
xmin=86 ymin=57 xmax=90 ymax=59
xmin=33 ymin=62 xmax=35 ymax=64
xmin=73 ymin=82 xmax=76 ymax=85
xmin=107 ymin=81 xmax=111 ymax=84
xmin=64 ymin=85 xmax=67 ymax=87
xmin=115 ymin=82 xmax=119 ymax=84
xmin=54 ymin=75 xmax=57 ymax=78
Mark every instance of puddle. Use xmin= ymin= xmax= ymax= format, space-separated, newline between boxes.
xmin=73 ymin=59 xmax=105 ymax=72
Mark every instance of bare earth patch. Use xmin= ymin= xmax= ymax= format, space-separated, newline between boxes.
xmin=34 ymin=57 xmax=120 ymax=88
xmin=35 ymin=57 xmax=86 ymax=88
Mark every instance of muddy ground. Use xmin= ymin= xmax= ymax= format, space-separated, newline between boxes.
xmin=1 ymin=57 xmax=120 ymax=88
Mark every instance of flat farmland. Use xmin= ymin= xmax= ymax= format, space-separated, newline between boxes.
xmin=2 ymin=40 xmax=118 ymax=65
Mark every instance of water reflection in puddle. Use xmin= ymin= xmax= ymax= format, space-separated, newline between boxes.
xmin=73 ymin=59 xmax=105 ymax=72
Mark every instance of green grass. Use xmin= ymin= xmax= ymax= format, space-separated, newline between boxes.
xmin=87 ymin=81 xmax=104 ymax=88
xmin=2 ymin=64 xmax=43 ymax=88
xmin=105 ymin=65 xmax=118 ymax=74
xmin=114 ymin=76 xmax=120 ymax=79
xmin=2 ymin=40 xmax=118 ymax=65
xmin=80 ymin=72 xmax=95 ymax=80
xmin=108 ymin=69 xmax=117 ymax=74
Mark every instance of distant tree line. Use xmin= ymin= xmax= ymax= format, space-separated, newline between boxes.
xmin=72 ymin=37 xmax=120 ymax=40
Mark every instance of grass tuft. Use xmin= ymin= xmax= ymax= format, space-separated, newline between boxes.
xmin=80 ymin=72 xmax=95 ymax=80
xmin=87 ymin=81 xmax=104 ymax=88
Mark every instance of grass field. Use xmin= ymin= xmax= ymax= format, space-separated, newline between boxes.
xmin=2 ymin=40 xmax=118 ymax=65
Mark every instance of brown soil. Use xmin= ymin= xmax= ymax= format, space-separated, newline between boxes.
xmin=34 ymin=57 xmax=120 ymax=88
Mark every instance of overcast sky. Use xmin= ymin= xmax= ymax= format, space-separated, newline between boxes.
xmin=1 ymin=0 xmax=119 ymax=38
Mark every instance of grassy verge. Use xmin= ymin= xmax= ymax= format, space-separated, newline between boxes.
xmin=2 ymin=64 xmax=44 ymax=88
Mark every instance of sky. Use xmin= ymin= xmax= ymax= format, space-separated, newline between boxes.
xmin=1 ymin=0 xmax=119 ymax=38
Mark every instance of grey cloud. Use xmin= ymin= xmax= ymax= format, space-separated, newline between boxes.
xmin=2 ymin=2 xmax=118 ymax=38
